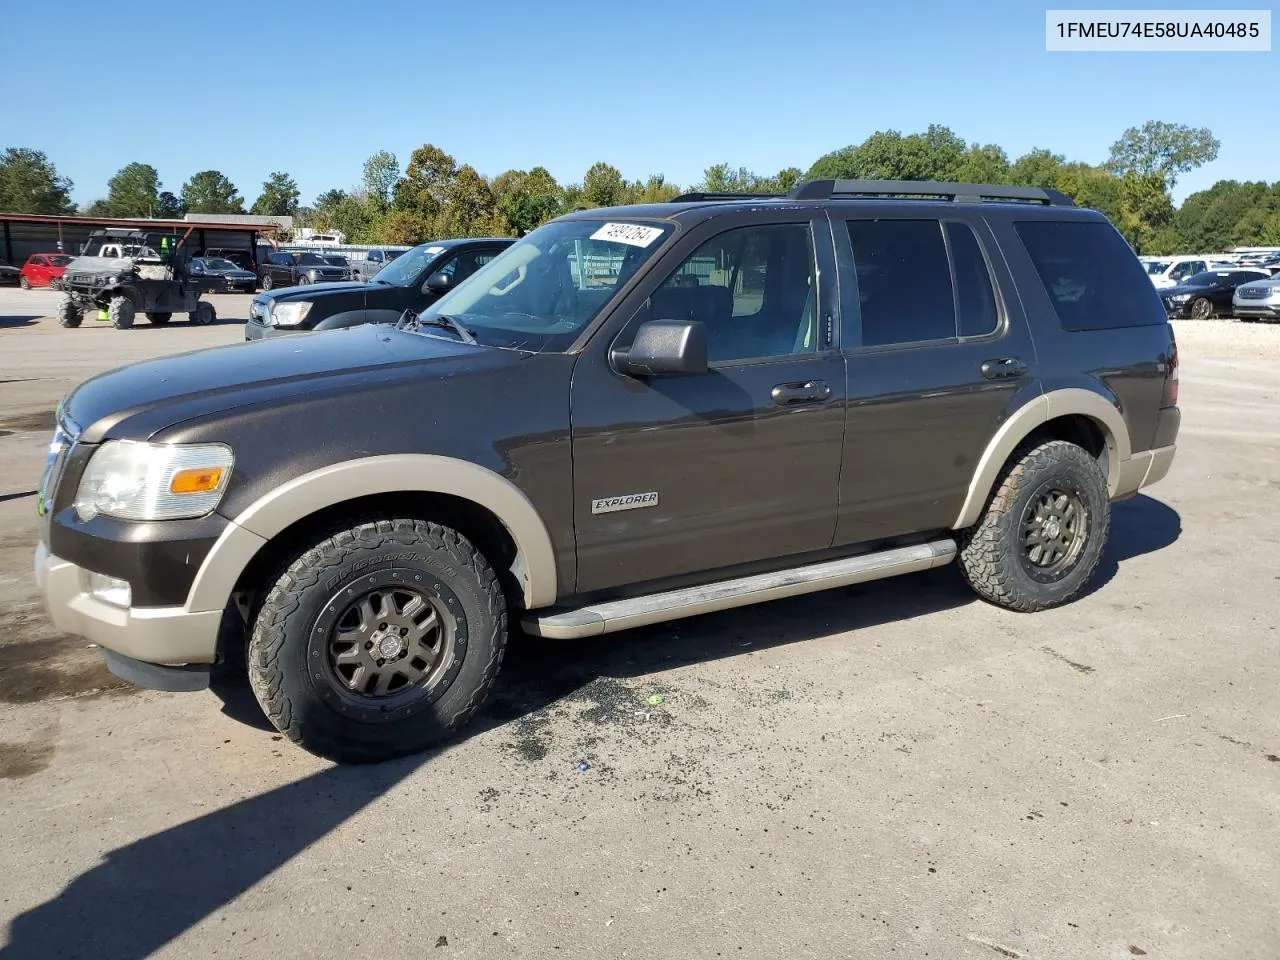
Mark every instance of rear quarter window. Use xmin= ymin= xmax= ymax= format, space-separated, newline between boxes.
xmin=1014 ymin=220 xmax=1167 ymax=331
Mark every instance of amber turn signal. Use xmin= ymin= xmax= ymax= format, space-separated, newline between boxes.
xmin=170 ymin=467 xmax=224 ymax=495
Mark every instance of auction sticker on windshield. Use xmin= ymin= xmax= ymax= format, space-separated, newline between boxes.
xmin=590 ymin=223 xmax=665 ymax=247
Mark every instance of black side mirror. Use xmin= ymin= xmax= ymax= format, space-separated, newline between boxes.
xmin=614 ymin=319 xmax=708 ymax=377
xmin=424 ymin=271 xmax=452 ymax=293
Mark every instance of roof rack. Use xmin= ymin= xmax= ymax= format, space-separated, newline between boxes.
xmin=669 ymin=192 xmax=784 ymax=202
xmin=787 ymin=179 xmax=1075 ymax=207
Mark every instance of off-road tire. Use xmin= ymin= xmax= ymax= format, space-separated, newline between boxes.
xmin=57 ymin=296 xmax=82 ymax=328
xmin=190 ymin=301 xmax=216 ymax=325
xmin=18 ymin=276 xmax=30 ymax=290
xmin=1190 ymin=297 xmax=1212 ymax=320
xmin=108 ymin=295 xmax=135 ymax=329
xmin=957 ymin=439 xmax=1110 ymax=613
xmin=261 ymin=274 xmax=274 ymax=291
xmin=146 ymin=312 xmax=172 ymax=325
xmin=247 ymin=518 xmax=507 ymax=764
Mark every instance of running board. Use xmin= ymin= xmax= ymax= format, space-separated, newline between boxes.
xmin=522 ymin=539 xmax=957 ymax=639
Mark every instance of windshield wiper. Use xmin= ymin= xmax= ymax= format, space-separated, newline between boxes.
xmin=420 ymin=315 xmax=478 ymax=345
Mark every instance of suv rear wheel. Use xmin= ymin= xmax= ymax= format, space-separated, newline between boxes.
xmin=247 ymin=518 xmax=507 ymax=763
xmin=957 ymin=439 xmax=1109 ymax=612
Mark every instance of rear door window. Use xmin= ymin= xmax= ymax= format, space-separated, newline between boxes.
xmin=1014 ymin=220 xmax=1167 ymax=331
xmin=844 ymin=218 xmax=1001 ymax=347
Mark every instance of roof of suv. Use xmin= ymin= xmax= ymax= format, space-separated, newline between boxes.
xmin=557 ymin=178 xmax=1100 ymax=225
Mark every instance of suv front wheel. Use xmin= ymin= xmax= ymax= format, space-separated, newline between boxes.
xmin=247 ymin=518 xmax=507 ymax=763
xmin=957 ymin=439 xmax=1110 ymax=612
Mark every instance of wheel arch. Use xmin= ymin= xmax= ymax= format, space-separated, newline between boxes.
xmin=953 ymin=388 xmax=1130 ymax=530
xmin=186 ymin=454 xmax=558 ymax=616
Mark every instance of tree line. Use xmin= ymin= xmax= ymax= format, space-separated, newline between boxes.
xmin=2 ymin=122 xmax=1277 ymax=254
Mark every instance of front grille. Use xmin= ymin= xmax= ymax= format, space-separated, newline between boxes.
xmin=1238 ymin=287 xmax=1271 ymax=300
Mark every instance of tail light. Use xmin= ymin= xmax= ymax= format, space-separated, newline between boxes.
xmin=1162 ymin=339 xmax=1179 ymax=407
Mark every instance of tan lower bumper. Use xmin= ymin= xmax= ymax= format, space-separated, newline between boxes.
xmin=1114 ymin=444 xmax=1177 ymax=499
xmin=36 ymin=542 xmax=221 ymax=665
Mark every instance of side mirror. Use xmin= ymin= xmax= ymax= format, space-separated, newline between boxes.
xmin=424 ymin=271 xmax=453 ymax=293
xmin=613 ymin=319 xmax=708 ymax=377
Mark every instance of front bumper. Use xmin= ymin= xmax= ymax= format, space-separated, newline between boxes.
xmin=244 ymin=318 xmax=303 ymax=341
xmin=1232 ymin=301 xmax=1280 ymax=319
xmin=35 ymin=541 xmax=222 ymax=673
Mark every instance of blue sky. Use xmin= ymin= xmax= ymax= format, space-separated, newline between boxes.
xmin=2 ymin=0 xmax=1273 ymax=208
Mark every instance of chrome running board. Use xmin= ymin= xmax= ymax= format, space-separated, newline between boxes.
xmin=522 ymin=538 xmax=956 ymax=639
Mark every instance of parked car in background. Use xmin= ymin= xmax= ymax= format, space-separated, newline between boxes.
xmin=190 ymin=257 xmax=258 ymax=293
xmin=1232 ymin=273 xmax=1280 ymax=321
xmin=298 ymin=233 xmax=344 ymax=246
xmin=1143 ymin=256 xmax=1227 ymax=289
xmin=246 ymin=237 xmax=513 ymax=339
xmin=203 ymin=248 xmax=260 ymax=279
xmin=260 ymin=251 xmax=349 ymax=290
xmin=1161 ymin=268 xmax=1270 ymax=319
xmin=18 ymin=253 xmax=73 ymax=289
xmin=319 ymin=254 xmax=353 ymax=280
xmin=351 ymin=248 xmax=405 ymax=281
xmin=0 ymin=259 xmax=19 ymax=286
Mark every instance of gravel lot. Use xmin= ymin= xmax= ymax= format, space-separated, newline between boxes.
xmin=1 ymin=289 xmax=1278 ymax=959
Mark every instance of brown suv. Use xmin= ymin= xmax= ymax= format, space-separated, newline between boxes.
xmin=34 ymin=179 xmax=1178 ymax=763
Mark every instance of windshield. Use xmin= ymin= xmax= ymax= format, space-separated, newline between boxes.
xmin=322 ymin=256 xmax=349 ymax=266
xmin=294 ymin=252 xmax=327 ymax=265
xmin=49 ymin=255 xmax=72 ymax=266
xmin=419 ymin=218 xmax=673 ymax=352
xmin=370 ymin=243 xmax=450 ymax=286
xmin=1144 ymin=261 xmax=1170 ymax=275
xmin=204 ymin=258 xmax=238 ymax=271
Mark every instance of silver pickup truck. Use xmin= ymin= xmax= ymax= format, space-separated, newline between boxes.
xmin=350 ymin=248 xmax=405 ymax=282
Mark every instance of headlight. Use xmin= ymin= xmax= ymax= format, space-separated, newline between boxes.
xmin=1168 ymin=294 xmax=1191 ymax=303
xmin=271 ymin=301 xmax=312 ymax=327
xmin=75 ymin=440 xmax=233 ymax=521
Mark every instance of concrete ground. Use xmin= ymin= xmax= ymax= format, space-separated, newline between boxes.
xmin=0 ymin=287 xmax=1277 ymax=960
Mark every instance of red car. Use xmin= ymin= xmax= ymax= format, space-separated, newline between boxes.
xmin=19 ymin=252 xmax=72 ymax=289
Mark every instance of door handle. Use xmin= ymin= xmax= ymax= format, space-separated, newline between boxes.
xmin=981 ymin=357 xmax=1027 ymax=380
xmin=771 ymin=380 xmax=831 ymax=406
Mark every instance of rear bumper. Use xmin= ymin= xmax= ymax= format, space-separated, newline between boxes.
xmin=36 ymin=541 xmax=222 ymax=669
xmin=1114 ymin=443 xmax=1177 ymax=498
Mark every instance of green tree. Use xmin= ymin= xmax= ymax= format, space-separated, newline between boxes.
xmin=156 ymin=191 xmax=184 ymax=218
xmin=362 ymin=151 xmax=400 ymax=210
xmin=181 ymin=170 xmax=245 ymax=214
xmin=1107 ymin=121 xmax=1219 ymax=189
xmin=583 ymin=162 xmax=625 ymax=207
xmin=955 ymin=144 xmax=1010 ymax=184
xmin=393 ymin=144 xmax=458 ymax=228
xmin=436 ymin=165 xmax=509 ymax=237
xmin=629 ymin=173 xmax=682 ymax=204
xmin=1008 ymin=148 xmax=1066 ymax=188
xmin=1118 ymin=173 xmax=1175 ymax=253
xmin=805 ymin=126 xmax=967 ymax=181
xmin=250 ymin=171 xmax=300 ymax=216
xmin=492 ymin=166 xmax=563 ymax=234
xmin=104 ymin=162 xmax=162 ymax=216
xmin=0 ymin=147 xmax=74 ymax=214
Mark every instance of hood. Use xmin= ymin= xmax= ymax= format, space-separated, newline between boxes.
xmin=63 ymin=324 xmax=507 ymax=443
xmin=1235 ymin=276 xmax=1280 ymax=292
xmin=62 ymin=255 xmax=137 ymax=276
xmin=263 ymin=281 xmax=370 ymax=302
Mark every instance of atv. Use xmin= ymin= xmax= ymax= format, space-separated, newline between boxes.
xmin=54 ymin=228 xmax=218 ymax=329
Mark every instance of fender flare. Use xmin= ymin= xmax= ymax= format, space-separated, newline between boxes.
xmin=186 ymin=455 xmax=558 ymax=614
xmin=952 ymin=388 xmax=1130 ymax=529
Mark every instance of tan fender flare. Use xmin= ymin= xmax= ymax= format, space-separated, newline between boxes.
xmin=186 ymin=455 xmax=558 ymax=614
xmin=953 ymin=388 xmax=1131 ymax=530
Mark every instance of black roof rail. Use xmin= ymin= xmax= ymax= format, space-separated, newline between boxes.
xmin=669 ymin=191 xmax=784 ymax=202
xmin=788 ymin=179 xmax=1075 ymax=207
